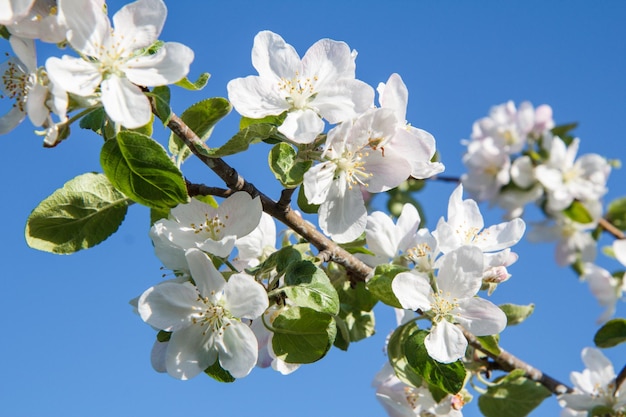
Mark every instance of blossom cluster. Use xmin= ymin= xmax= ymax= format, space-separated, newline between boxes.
xmin=1 ymin=0 xmax=194 ymax=145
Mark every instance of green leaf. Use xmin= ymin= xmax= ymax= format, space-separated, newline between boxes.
xmin=404 ymin=329 xmax=467 ymax=395
xmin=150 ymin=207 xmax=170 ymax=225
xmin=563 ymin=200 xmax=593 ymax=224
xmin=175 ymin=72 xmax=210 ymax=90
xmin=197 ymin=123 xmax=284 ymax=159
xmin=476 ymin=335 xmax=501 ymax=356
xmin=335 ymin=281 xmax=377 ymax=344
xmin=268 ymin=143 xmax=312 ymax=188
xmin=297 ymin=184 xmax=319 ymax=214
xmin=387 ymin=321 xmax=424 ymax=388
xmin=25 ymin=173 xmax=130 ymax=254
xmin=551 ymin=122 xmax=578 ymax=146
xmin=594 ymin=318 xmax=626 ymax=348
xmin=246 ymin=245 xmax=304 ymax=280
xmin=168 ymin=97 xmax=232 ymax=165
xmin=204 ymin=360 xmax=235 ymax=383
xmin=156 ymin=330 xmax=171 ymax=343
xmin=606 ymin=197 xmax=626 ymax=231
xmin=150 ymin=86 xmax=171 ymax=124
xmin=240 ymin=113 xmax=286 ymax=129
xmin=278 ymin=260 xmax=340 ymax=315
xmin=499 ymin=303 xmax=535 ymax=326
xmin=79 ymin=107 xmax=106 ymax=134
xmin=101 ymin=131 xmax=188 ymax=209
xmin=271 ymin=306 xmax=336 ymax=364
xmin=367 ymin=264 xmax=408 ymax=308
xmin=478 ymin=370 xmax=551 ymax=417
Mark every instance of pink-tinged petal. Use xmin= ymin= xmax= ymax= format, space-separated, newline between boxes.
xmin=0 ymin=106 xmax=26 ymax=135
xmin=166 ymin=324 xmax=216 ymax=380
xmin=378 ymin=73 xmax=408 ymax=122
xmin=251 ymin=31 xmax=301 ymax=79
xmin=216 ymin=320 xmax=258 ymax=378
xmin=220 ymin=192 xmax=263 ymax=238
xmin=391 ymin=271 xmax=433 ymax=311
xmin=426 ymin=320 xmax=467 ymax=363
xmin=455 ymin=297 xmax=507 ymax=336
xmin=124 ymin=42 xmax=194 ymax=86
xmin=613 ymin=240 xmax=626 ymax=267
xmin=112 ymin=0 xmax=165 ymax=51
xmin=319 ymin=181 xmax=367 ymax=243
xmin=138 ymin=281 xmax=200 ymax=332
xmin=101 ymin=75 xmax=151 ymax=128
xmin=150 ymin=340 xmax=167 ymax=373
xmin=303 ymin=161 xmax=336 ymax=205
xmin=278 ymin=108 xmax=324 ymax=143
xmin=437 ymin=246 xmax=484 ymax=298
xmin=185 ymin=249 xmax=225 ymax=301
xmin=224 ymin=273 xmax=268 ymax=319
xmin=475 ymin=218 xmax=526 ymax=252
xmin=60 ymin=0 xmax=109 ymax=57
xmin=227 ymin=75 xmax=288 ymax=118
xmin=45 ymin=55 xmax=101 ymax=96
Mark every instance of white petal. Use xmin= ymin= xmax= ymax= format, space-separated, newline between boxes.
xmin=166 ymin=324 xmax=216 ymax=380
xmin=581 ymin=347 xmax=615 ymax=386
xmin=0 ymin=0 xmax=35 ymax=24
xmin=362 ymin=146 xmax=412 ymax=192
xmin=124 ymin=42 xmax=194 ymax=86
xmin=101 ymin=75 xmax=151 ymax=128
xmin=436 ymin=246 xmax=484 ymax=298
xmin=185 ymin=248 xmax=225 ymax=301
xmin=366 ymin=211 xmax=401 ymax=259
xmin=224 ymin=273 xmax=269 ymax=319
xmin=197 ymin=235 xmax=237 ymax=258
xmin=112 ymin=0 xmax=165 ymax=51
xmin=319 ymin=181 xmax=367 ymax=243
xmin=455 ymin=297 xmax=507 ymax=336
xmin=150 ymin=340 xmax=168 ymax=373
xmin=278 ymin=108 xmax=324 ymax=144
xmin=313 ymin=79 xmax=374 ymax=123
xmin=220 ymin=192 xmax=263 ymax=238
xmin=303 ymin=161 xmax=336 ymax=205
xmin=9 ymin=36 xmax=36 ymax=71
xmin=227 ymin=75 xmax=287 ymax=118
xmin=251 ymin=30 xmax=301 ymax=79
xmin=217 ymin=321 xmax=259 ymax=378
xmin=45 ymin=55 xmax=101 ymax=96
xmin=613 ymin=239 xmax=626 ymax=267
xmin=378 ymin=73 xmax=408 ymax=122
xmin=475 ymin=218 xmax=526 ymax=252
xmin=137 ymin=281 xmax=200 ymax=331
xmin=391 ymin=271 xmax=433 ymax=311
xmin=426 ymin=320 xmax=467 ymax=363
xmin=0 ymin=106 xmax=26 ymax=135
xmin=26 ymin=82 xmax=49 ymax=126
xmin=60 ymin=0 xmax=110 ymax=57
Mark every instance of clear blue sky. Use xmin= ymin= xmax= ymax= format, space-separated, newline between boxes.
xmin=2 ymin=1 xmax=625 ymax=416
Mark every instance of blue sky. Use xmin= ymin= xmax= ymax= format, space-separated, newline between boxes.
xmin=1 ymin=1 xmax=626 ymax=416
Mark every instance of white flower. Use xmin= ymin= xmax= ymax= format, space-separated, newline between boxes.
xmin=373 ymin=363 xmax=464 ymax=417
xmin=535 ymin=136 xmax=611 ymax=212
xmin=151 ymin=192 xmax=263 ymax=259
xmin=433 ymin=184 xmax=526 ymax=255
xmin=303 ymin=108 xmax=412 ymax=243
xmin=45 ymin=0 xmax=194 ymax=128
xmin=234 ymin=212 xmax=276 ymax=270
xmin=461 ymin=137 xmax=511 ymax=202
xmin=138 ymin=248 xmax=269 ymax=379
xmin=559 ymin=347 xmax=626 ymax=414
xmin=377 ymin=73 xmax=444 ymax=179
xmin=392 ymin=246 xmax=507 ymax=363
xmin=4 ymin=0 xmax=69 ymax=43
xmin=0 ymin=36 xmax=50 ymax=134
xmin=227 ymin=30 xmax=374 ymax=144
xmin=250 ymin=306 xmax=300 ymax=375
xmin=0 ymin=0 xmax=35 ymax=25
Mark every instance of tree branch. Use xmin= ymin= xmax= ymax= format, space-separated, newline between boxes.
xmin=599 ymin=217 xmax=625 ymax=240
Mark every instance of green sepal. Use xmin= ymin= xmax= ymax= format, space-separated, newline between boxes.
xmin=149 ymin=86 xmax=172 ymax=124
xmin=268 ymin=142 xmax=312 ymax=188
xmin=175 ymin=72 xmax=210 ymax=90
xmin=168 ymin=97 xmax=232 ymax=165
xmin=606 ymin=197 xmax=626 ymax=231
xmin=204 ymin=360 xmax=236 ymax=383
xmin=271 ymin=306 xmax=336 ymax=364
xmin=25 ymin=173 xmax=130 ymax=254
xmin=499 ymin=303 xmax=535 ymax=326
xmin=273 ymin=260 xmax=340 ymax=315
xmin=563 ymin=200 xmax=593 ymax=224
xmin=297 ymin=185 xmax=319 ymax=214
xmin=367 ymin=264 xmax=408 ymax=308
xmin=594 ymin=318 xmax=626 ymax=348
xmin=156 ymin=330 xmax=171 ymax=343
xmin=550 ymin=122 xmax=578 ymax=146
xmin=478 ymin=370 xmax=551 ymax=417
xmin=100 ymin=131 xmax=188 ymax=209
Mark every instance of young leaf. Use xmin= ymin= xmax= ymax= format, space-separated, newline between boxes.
xmin=563 ymin=200 xmax=593 ymax=224
xmin=606 ymin=197 xmax=626 ymax=231
xmin=25 ymin=173 xmax=130 ymax=254
xmin=297 ymin=185 xmax=319 ymax=214
xmin=271 ymin=306 xmax=336 ymax=364
xmin=240 ymin=113 xmax=286 ymax=129
xmin=279 ymin=260 xmax=340 ymax=315
xmin=174 ymin=72 xmax=210 ymax=90
xmin=268 ymin=142 xmax=312 ymax=188
xmin=478 ymin=370 xmax=551 ymax=417
xmin=197 ymin=123 xmax=284 ymax=158
xmin=150 ymin=85 xmax=171 ymax=124
xmin=204 ymin=360 xmax=235 ymax=383
xmin=387 ymin=321 xmax=425 ymax=389
xmin=101 ymin=131 xmax=188 ymax=209
xmin=335 ymin=281 xmax=377 ymax=344
xmin=594 ymin=318 xmax=626 ymax=348
xmin=499 ymin=303 xmax=535 ymax=326
xmin=367 ymin=264 xmax=408 ymax=308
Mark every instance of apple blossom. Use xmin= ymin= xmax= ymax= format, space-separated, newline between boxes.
xmin=45 ymin=0 xmax=194 ymax=128
xmin=138 ymin=248 xmax=269 ymax=379
xmin=234 ymin=212 xmax=277 ymax=270
xmin=558 ymin=347 xmax=626 ymax=414
xmin=0 ymin=0 xmax=35 ymax=25
xmin=4 ymin=0 xmax=68 ymax=43
xmin=461 ymin=137 xmax=511 ymax=202
xmin=392 ymin=246 xmax=507 ymax=363
xmin=250 ymin=306 xmax=300 ymax=375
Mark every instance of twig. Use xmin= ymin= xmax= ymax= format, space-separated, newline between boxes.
xmin=599 ymin=217 xmax=625 ymax=240
xmin=615 ymin=363 xmax=626 ymax=394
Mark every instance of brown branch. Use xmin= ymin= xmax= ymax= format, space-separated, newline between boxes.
xmin=616 ymin=362 xmax=626 ymax=394
xmin=599 ymin=217 xmax=625 ymax=240
xmin=460 ymin=325 xmax=573 ymax=395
